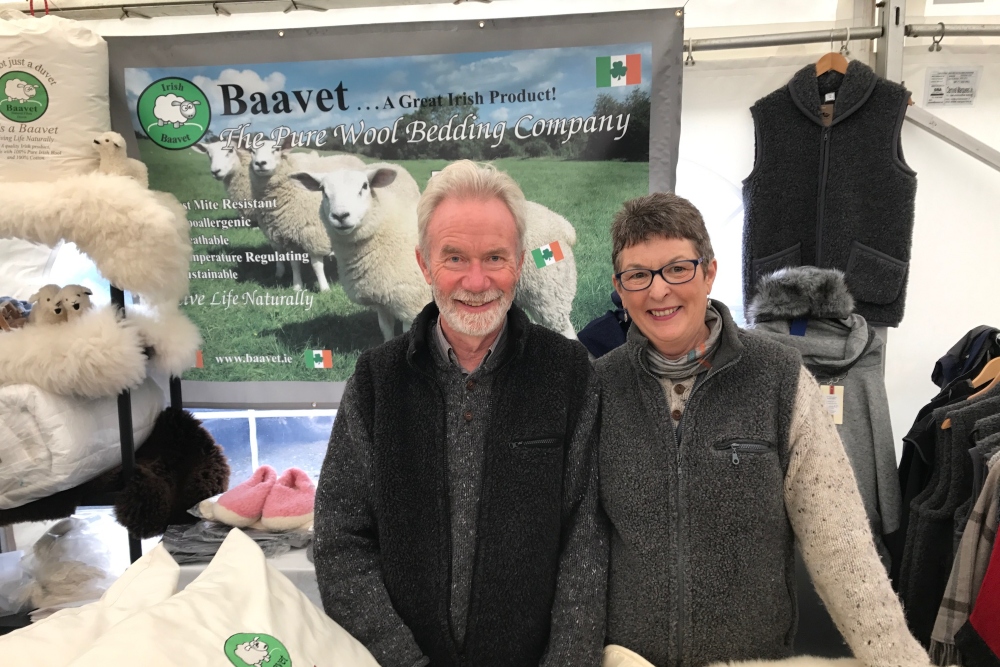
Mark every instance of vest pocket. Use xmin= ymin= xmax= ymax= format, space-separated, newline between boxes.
xmin=752 ymin=242 xmax=801 ymax=286
xmin=713 ymin=439 xmax=775 ymax=465
xmin=844 ymin=240 xmax=909 ymax=305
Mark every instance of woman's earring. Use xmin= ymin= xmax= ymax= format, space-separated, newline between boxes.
xmin=623 ymin=309 xmax=629 ymax=322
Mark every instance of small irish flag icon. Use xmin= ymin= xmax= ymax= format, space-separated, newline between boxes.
xmin=596 ymin=54 xmax=642 ymax=87
xmin=531 ymin=241 xmax=565 ymax=268
xmin=306 ymin=349 xmax=333 ymax=369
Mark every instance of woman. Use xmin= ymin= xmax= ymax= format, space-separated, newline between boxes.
xmin=596 ymin=193 xmax=928 ymax=667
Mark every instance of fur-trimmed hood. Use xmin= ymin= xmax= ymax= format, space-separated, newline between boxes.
xmin=747 ymin=267 xmax=874 ymax=373
xmin=747 ymin=267 xmax=855 ymax=324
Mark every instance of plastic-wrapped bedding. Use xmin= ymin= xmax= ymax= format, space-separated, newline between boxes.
xmin=0 ymin=376 xmax=163 ymax=510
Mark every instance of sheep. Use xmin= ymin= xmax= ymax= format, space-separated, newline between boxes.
xmin=153 ymin=94 xmax=200 ymax=128
xmin=4 ymin=78 xmax=36 ymax=103
xmin=191 ymin=140 xmax=253 ymax=202
xmin=515 ymin=200 xmax=579 ymax=339
xmin=55 ymin=284 xmax=94 ymax=321
xmin=249 ymin=139 xmax=365 ymax=292
xmin=27 ymin=284 xmax=67 ymax=326
xmin=289 ymin=163 xmax=426 ymax=341
xmin=94 ymin=131 xmax=149 ymax=188
xmin=233 ymin=637 xmax=270 ymax=667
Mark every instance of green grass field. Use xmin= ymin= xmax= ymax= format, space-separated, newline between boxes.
xmin=139 ymin=139 xmax=648 ymax=382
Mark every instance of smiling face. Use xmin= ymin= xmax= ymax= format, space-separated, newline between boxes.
xmin=416 ymin=196 xmax=523 ymax=340
xmin=615 ymin=236 xmax=717 ymax=359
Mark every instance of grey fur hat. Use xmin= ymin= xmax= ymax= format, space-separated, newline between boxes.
xmin=747 ymin=266 xmax=855 ymax=324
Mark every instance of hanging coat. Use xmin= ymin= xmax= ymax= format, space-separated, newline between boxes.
xmin=747 ymin=266 xmax=900 ymax=564
xmin=743 ymin=60 xmax=917 ymax=327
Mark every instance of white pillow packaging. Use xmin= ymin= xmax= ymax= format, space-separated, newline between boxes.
xmin=65 ymin=529 xmax=380 ymax=667
xmin=0 ymin=543 xmax=179 ymax=666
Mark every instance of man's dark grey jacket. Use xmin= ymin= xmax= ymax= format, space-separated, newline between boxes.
xmin=314 ymin=302 xmax=607 ymax=667
xmin=596 ymin=301 xmax=803 ymax=667
xmin=742 ymin=60 xmax=917 ymax=327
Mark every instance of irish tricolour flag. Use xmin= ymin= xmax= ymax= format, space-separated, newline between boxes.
xmin=306 ymin=349 xmax=333 ymax=369
xmin=596 ymin=54 xmax=642 ymax=88
xmin=531 ymin=241 xmax=565 ymax=269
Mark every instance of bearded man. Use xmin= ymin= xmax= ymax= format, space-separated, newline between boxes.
xmin=314 ymin=160 xmax=607 ymax=667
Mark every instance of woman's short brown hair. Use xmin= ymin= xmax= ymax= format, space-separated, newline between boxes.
xmin=611 ymin=192 xmax=714 ymax=272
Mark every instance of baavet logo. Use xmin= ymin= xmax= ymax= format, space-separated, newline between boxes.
xmin=1 ymin=71 xmax=48 ymax=123
xmin=224 ymin=633 xmax=292 ymax=667
xmin=137 ymin=77 xmax=211 ymax=150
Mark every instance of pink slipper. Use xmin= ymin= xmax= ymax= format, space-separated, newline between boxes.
xmin=261 ymin=468 xmax=315 ymax=532
xmin=212 ymin=465 xmax=278 ymax=527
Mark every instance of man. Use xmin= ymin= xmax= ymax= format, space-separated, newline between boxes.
xmin=314 ymin=160 xmax=606 ymax=667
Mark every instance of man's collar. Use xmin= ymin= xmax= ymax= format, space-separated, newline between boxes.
xmin=434 ymin=315 xmax=508 ymax=374
xmin=408 ymin=301 xmax=528 ymax=375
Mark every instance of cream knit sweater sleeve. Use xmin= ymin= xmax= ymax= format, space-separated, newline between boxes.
xmin=784 ymin=365 xmax=929 ymax=667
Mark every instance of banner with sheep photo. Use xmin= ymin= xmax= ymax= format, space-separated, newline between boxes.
xmin=108 ymin=11 xmax=682 ymax=398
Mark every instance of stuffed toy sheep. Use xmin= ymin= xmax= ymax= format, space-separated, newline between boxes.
xmin=55 ymin=284 xmax=94 ymax=321
xmin=27 ymin=284 xmax=68 ymax=326
xmin=94 ymin=131 xmax=149 ymax=188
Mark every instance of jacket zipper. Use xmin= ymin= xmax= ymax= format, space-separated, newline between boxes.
xmin=511 ymin=437 xmax=560 ymax=449
xmin=636 ymin=350 xmax=740 ymax=667
xmin=712 ymin=441 xmax=773 ymax=465
xmin=816 ymin=128 xmax=832 ymax=266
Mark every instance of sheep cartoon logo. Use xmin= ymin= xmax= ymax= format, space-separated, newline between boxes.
xmin=136 ymin=76 xmax=211 ymax=150
xmin=0 ymin=71 xmax=48 ymax=123
xmin=224 ymin=633 xmax=293 ymax=667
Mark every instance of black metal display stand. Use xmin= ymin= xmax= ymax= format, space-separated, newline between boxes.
xmin=74 ymin=286 xmax=183 ymax=565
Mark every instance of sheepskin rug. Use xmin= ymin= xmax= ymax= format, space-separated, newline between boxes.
xmin=129 ymin=305 xmax=202 ymax=377
xmin=0 ymin=173 xmax=191 ymax=306
xmin=0 ymin=304 xmax=200 ymax=398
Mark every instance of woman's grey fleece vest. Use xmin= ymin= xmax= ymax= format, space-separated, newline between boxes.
xmin=742 ymin=60 xmax=917 ymax=327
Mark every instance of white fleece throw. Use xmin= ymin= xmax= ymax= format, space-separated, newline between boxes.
xmin=0 ymin=305 xmax=200 ymax=398
xmin=0 ymin=172 xmax=190 ymax=307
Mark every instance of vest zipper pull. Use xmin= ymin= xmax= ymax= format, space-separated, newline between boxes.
xmin=731 ymin=443 xmax=740 ymax=465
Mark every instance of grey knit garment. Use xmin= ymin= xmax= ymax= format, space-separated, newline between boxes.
xmin=430 ymin=319 xmax=507 ymax=643
xmin=645 ymin=303 xmax=723 ymax=379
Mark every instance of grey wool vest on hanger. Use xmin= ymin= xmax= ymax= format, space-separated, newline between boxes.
xmin=742 ymin=60 xmax=917 ymax=327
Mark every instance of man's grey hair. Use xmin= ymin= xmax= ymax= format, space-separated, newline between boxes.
xmin=611 ymin=192 xmax=715 ymax=273
xmin=417 ymin=160 xmax=527 ymax=258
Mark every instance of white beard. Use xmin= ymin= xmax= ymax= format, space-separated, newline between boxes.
xmin=434 ymin=284 xmax=513 ymax=337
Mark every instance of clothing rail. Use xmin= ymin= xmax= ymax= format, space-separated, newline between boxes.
xmin=906 ymin=23 xmax=1000 ymax=38
xmin=687 ymin=26 xmax=883 ymax=53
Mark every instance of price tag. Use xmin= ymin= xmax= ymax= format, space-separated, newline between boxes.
xmin=822 ymin=385 xmax=844 ymax=425
xmin=824 ymin=92 xmax=836 ymax=102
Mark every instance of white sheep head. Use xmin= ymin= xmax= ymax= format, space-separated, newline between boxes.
xmin=250 ymin=139 xmax=287 ymax=177
xmin=172 ymin=98 xmax=200 ymax=119
xmin=289 ymin=166 xmax=397 ymax=235
xmin=191 ymin=141 xmax=244 ymax=181
xmin=21 ymin=83 xmax=36 ymax=98
xmin=233 ymin=637 xmax=269 ymax=666
xmin=55 ymin=285 xmax=94 ymax=320
xmin=27 ymin=284 xmax=68 ymax=326
xmin=93 ymin=131 xmax=127 ymax=160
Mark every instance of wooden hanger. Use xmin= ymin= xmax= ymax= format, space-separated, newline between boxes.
xmin=816 ymin=52 xmax=849 ymax=76
xmin=969 ymin=363 xmax=1000 ymax=401
xmin=971 ymin=357 xmax=1000 ymax=388
xmin=941 ymin=357 xmax=1000 ymax=428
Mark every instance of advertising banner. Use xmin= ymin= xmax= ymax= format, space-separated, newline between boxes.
xmin=107 ymin=10 xmax=683 ymax=406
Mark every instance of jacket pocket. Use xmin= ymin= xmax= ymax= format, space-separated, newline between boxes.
xmin=713 ymin=439 xmax=775 ymax=465
xmin=844 ymin=240 xmax=909 ymax=305
xmin=751 ymin=242 xmax=801 ymax=287
xmin=510 ymin=437 xmax=562 ymax=450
